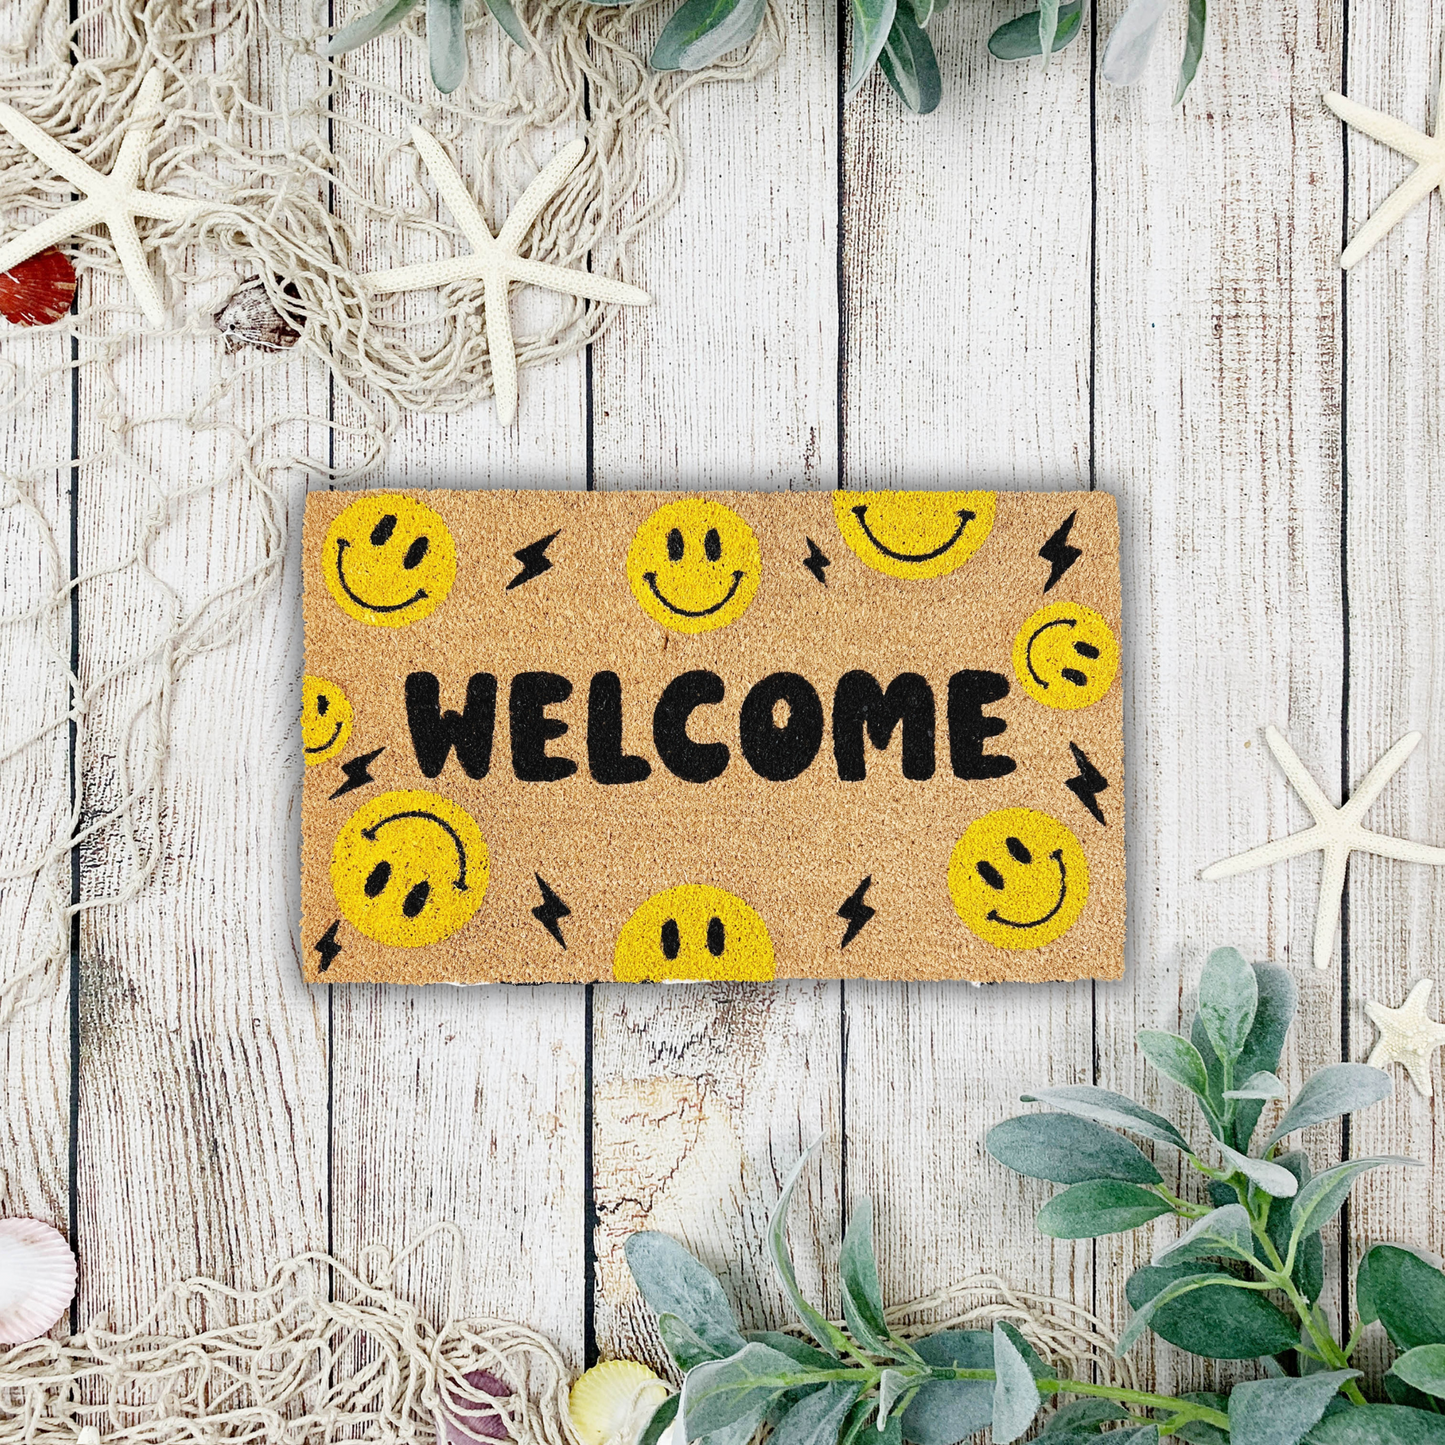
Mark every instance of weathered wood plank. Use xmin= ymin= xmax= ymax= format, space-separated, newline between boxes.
xmin=1093 ymin=0 xmax=1343 ymax=1390
xmin=324 ymin=17 xmax=588 ymax=1352
xmin=840 ymin=0 xmax=1095 ymax=1331
xmin=588 ymin=0 xmax=838 ymax=1364
xmin=1341 ymin=0 xmax=1445 ymax=1384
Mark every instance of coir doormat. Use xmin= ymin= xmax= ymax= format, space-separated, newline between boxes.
xmin=300 ymin=489 xmax=1124 ymax=984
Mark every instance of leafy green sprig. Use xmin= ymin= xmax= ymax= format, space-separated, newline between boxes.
xmin=625 ymin=949 xmax=1445 ymax=1444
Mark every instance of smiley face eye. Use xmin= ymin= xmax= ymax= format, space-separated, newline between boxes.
xmin=403 ymin=535 xmax=430 ymax=570
xmin=370 ymin=513 xmax=398 ymax=547
xmin=667 ymin=528 xmax=684 ymax=562
xmin=364 ymin=861 xmax=392 ymax=897
xmin=1062 ymin=668 xmax=1089 ymax=686
xmin=316 ymin=693 xmax=330 ymax=716
xmin=661 ymin=917 xmax=681 ymax=960
xmin=402 ymin=880 xmax=431 ymax=917
xmin=704 ymin=528 xmax=722 ymax=562
xmin=707 ymin=916 xmax=726 ymax=956
xmin=1006 ymin=836 xmax=1033 ymax=864
xmin=1074 ymin=640 xmax=1100 ymax=660
xmin=977 ymin=861 xmax=1006 ymax=890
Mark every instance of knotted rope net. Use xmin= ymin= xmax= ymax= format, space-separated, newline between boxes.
xmin=0 ymin=1228 xmax=1133 ymax=1444
xmin=0 ymin=0 xmax=781 ymax=1022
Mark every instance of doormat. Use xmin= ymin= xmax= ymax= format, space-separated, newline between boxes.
xmin=300 ymin=489 xmax=1124 ymax=984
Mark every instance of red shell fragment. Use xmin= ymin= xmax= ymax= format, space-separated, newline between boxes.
xmin=0 ymin=247 xmax=77 ymax=326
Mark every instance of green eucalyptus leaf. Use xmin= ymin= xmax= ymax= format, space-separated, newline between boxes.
xmin=481 ymin=0 xmax=530 ymax=47
xmin=1265 ymin=1153 xmax=1323 ymax=1301
xmin=638 ymin=1395 xmax=680 ymax=1445
xmin=990 ymin=1323 xmax=1041 ymax=1445
xmin=1172 ymin=1393 xmax=1231 ymax=1445
xmin=839 ymin=1198 xmax=894 ymax=1356
xmin=996 ymin=1321 xmax=1049 ymax=1381
xmin=1174 ymin=0 xmax=1206 ymax=104
xmin=1219 ymin=1141 xmax=1299 ymax=1198
xmin=1290 ymin=1156 xmax=1421 ymax=1244
xmin=767 ymin=1147 xmax=849 ymax=1356
xmin=1358 ymin=1245 xmax=1445 ymax=1349
xmin=660 ymin=1314 xmax=722 ymax=1372
xmin=876 ymin=7 xmax=941 ymax=116
xmin=772 ymin=1384 xmax=865 ymax=1445
xmin=1152 ymin=1204 xmax=1256 ymax=1268
xmin=426 ymin=0 xmax=468 ymax=92
xmin=876 ymin=1371 xmax=910 ymax=1427
xmin=1138 ymin=1029 xmax=1214 ymax=1105
xmin=1126 ymin=1262 xmax=1299 ymax=1359
xmin=1225 ymin=1071 xmax=1287 ymax=1101
xmin=1194 ymin=962 xmax=1297 ymax=1152
xmin=846 ymin=0 xmax=898 ymax=95
xmin=746 ymin=1333 xmax=838 ymax=1369
xmin=901 ymin=0 xmax=932 ymax=33
xmin=987 ymin=1113 xmax=1163 ymax=1186
xmin=1038 ymin=1398 xmax=1130 ymax=1439
xmin=1303 ymin=1406 xmax=1445 ymax=1443
xmin=1197 ymin=946 xmax=1259 ymax=1068
xmin=877 ymin=1408 xmax=904 ymax=1445
xmin=1228 ymin=1372 xmax=1360 ymax=1445
xmin=1037 ymin=1180 xmax=1173 ymax=1239
xmin=1266 ymin=1064 xmax=1393 ymax=1148
xmin=681 ymin=1343 xmax=812 ymax=1441
xmin=1036 ymin=0 xmax=1059 ymax=66
xmin=1391 ymin=1345 xmax=1445 ymax=1400
xmin=1118 ymin=1269 xmax=1276 ymax=1356
xmin=901 ymin=1331 xmax=994 ymax=1445
xmin=1385 ymin=1372 xmax=1443 ymax=1413
xmin=1098 ymin=0 xmax=1167 ymax=84
xmin=651 ymin=0 xmax=769 ymax=71
xmin=839 ymin=1399 xmax=879 ymax=1445
xmin=625 ymin=1232 xmax=748 ymax=1360
xmin=987 ymin=1 xmax=1082 ymax=60
xmin=1019 ymin=1086 xmax=1193 ymax=1154
xmin=1113 ymin=1430 xmax=1160 ymax=1444
xmin=326 ymin=0 xmax=422 ymax=55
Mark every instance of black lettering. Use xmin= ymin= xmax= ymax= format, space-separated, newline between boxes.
xmin=405 ymin=672 xmax=497 ymax=779
xmin=832 ymin=670 xmax=935 ymax=781
xmin=587 ymin=671 xmax=652 ymax=784
xmin=947 ymin=670 xmax=1016 ymax=780
xmin=510 ymin=672 xmax=577 ymax=782
xmin=739 ymin=672 xmax=824 ymax=782
xmin=654 ymin=670 xmax=729 ymax=783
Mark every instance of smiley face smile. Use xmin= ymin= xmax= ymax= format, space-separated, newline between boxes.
xmin=301 ymin=676 xmax=354 ymax=765
xmin=850 ymin=504 xmax=974 ymax=563
xmin=643 ymin=568 xmax=745 ymax=618
xmin=335 ymin=537 xmax=429 ymax=614
xmin=360 ymin=808 xmax=471 ymax=890
xmin=984 ymin=848 xmax=1067 ymax=929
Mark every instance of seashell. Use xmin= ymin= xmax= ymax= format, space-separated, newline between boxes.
xmin=0 ymin=1217 xmax=77 ymax=1343
xmin=213 ymin=277 xmax=302 ymax=354
xmin=567 ymin=1361 xmax=671 ymax=1445
xmin=0 ymin=247 xmax=77 ymax=327
xmin=440 ymin=1368 xmax=513 ymax=1445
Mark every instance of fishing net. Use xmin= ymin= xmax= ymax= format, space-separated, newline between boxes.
xmin=0 ymin=0 xmax=782 ymax=1023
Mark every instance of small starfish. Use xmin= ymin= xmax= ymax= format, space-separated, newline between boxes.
xmin=0 ymin=72 xmax=196 ymax=327
xmin=1365 ymin=979 xmax=1445 ymax=1098
xmin=362 ymin=127 xmax=650 ymax=427
xmin=1324 ymin=87 xmax=1445 ymax=269
xmin=1202 ymin=727 xmax=1445 ymax=971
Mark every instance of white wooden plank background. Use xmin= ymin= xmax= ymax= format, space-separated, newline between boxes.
xmin=0 ymin=0 xmax=1442 ymax=1406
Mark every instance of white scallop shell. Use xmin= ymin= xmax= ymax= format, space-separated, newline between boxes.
xmin=0 ymin=1218 xmax=77 ymax=1344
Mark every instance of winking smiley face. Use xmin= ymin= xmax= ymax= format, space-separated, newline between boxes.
xmin=323 ymin=494 xmax=458 ymax=628
xmin=626 ymin=498 xmax=761 ymax=634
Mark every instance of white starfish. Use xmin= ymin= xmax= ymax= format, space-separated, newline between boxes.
xmin=362 ymin=127 xmax=650 ymax=427
xmin=1365 ymin=979 xmax=1445 ymax=1098
xmin=0 ymin=72 xmax=196 ymax=327
xmin=1324 ymin=87 xmax=1445 ymax=269
xmin=1202 ymin=727 xmax=1445 ymax=971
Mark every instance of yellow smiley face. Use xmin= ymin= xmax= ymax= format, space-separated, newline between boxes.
xmin=331 ymin=789 xmax=489 ymax=947
xmin=626 ymin=499 xmax=761 ymax=634
xmin=832 ymin=490 xmax=997 ymax=580
xmin=301 ymin=675 xmax=353 ymax=765
xmin=323 ymin=494 xmax=457 ymax=628
xmin=614 ymin=884 xmax=775 ymax=981
xmin=948 ymin=808 xmax=1089 ymax=950
xmin=1012 ymin=601 xmax=1119 ymax=710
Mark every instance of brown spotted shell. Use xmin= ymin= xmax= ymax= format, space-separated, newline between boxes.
xmin=214 ymin=277 xmax=302 ymax=354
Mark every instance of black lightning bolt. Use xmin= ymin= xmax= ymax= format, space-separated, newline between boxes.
xmin=1039 ymin=510 xmax=1083 ymax=592
xmin=803 ymin=537 xmax=831 ymax=586
xmin=838 ymin=875 xmax=876 ymax=948
xmin=531 ymin=873 xmax=571 ymax=949
xmin=1064 ymin=742 xmax=1109 ymax=825
xmin=315 ymin=920 xmax=342 ymax=972
xmin=507 ymin=530 xmax=561 ymax=590
xmin=329 ymin=747 xmax=385 ymax=800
